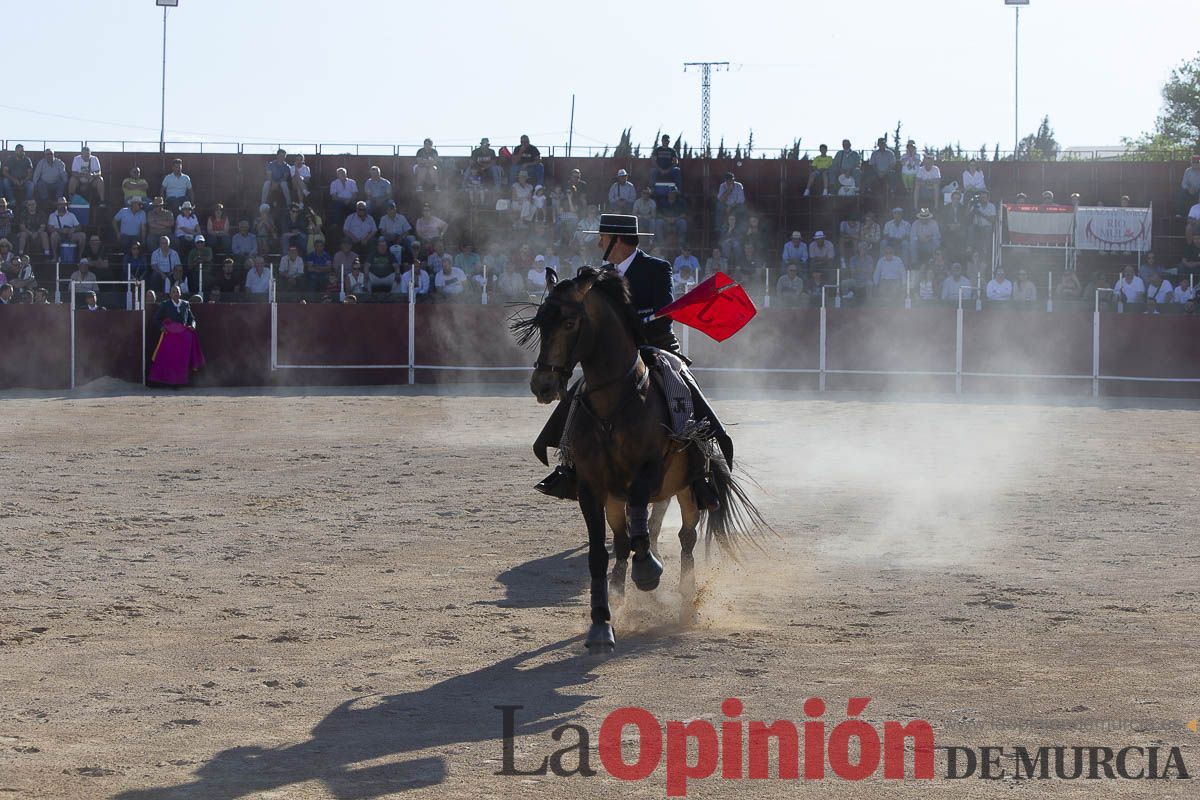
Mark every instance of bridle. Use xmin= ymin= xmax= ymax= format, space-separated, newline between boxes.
xmin=531 ymin=293 xmax=586 ymax=380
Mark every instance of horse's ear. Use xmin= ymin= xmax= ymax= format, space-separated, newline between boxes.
xmin=545 ymin=267 xmax=558 ymax=288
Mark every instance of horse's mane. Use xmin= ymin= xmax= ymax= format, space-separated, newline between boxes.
xmin=509 ymin=266 xmax=646 ymax=348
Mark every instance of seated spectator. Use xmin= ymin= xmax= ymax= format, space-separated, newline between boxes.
xmin=804 ymin=144 xmax=833 ymax=197
xmin=987 ymin=267 xmax=1014 ymax=303
xmin=781 ymin=231 xmax=808 ymax=270
xmin=673 ymin=246 xmax=700 ymax=277
xmin=962 ymin=159 xmax=987 ymax=197
xmin=704 ymin=247 xmax=727 ymax=278
xmin=213 ymin=258 xmax=242 ymax=297
xmin=510 ymin=135 xmax=544 ymax=187
xmin=674 ymin=263 xmax=697 ymax=295
xmin=303 ymin=205 xmax=324 ymax=253
xmin=68 ymin=147 xmax=104 ymax=203
xmin=231 ymin=220 xmax=257 ymax=265
xmin=839 ymin=216 xmax=862 ymax=255
xmin=910 ymin=209 xmax=941 ymax=264
xmin=174 ymin=201 xmax=201 ymax=250
xmin=32 ymin=149 xmax=68 ymax=207
xmin=557 ymin=169 xmax=589 ymax=244
xmin=1172 ymin=278 xmax=1196 ymax=311
xmin=527 ymin=254 xmax=552 ymax=292
xmin=454 ymin=242 xmax=481 ymax=275
xmin=415 ymin=203 xmax=448 ymax=243
xmin=306 ymin=239 xmax=332 ymax=292
xmin=914 ymin=266 xmax=936 ymax=302
xmin=0 ymin=237 xmax=13 ymax=272
xmin=112 ymin=197 xmax=147 ymax=253
xmin=261 ymin=149 xmax=293 ymax=206
xmin=168 ymin=263 xmax=191 ymax=297
xmin=344 ymin=259 xmax=367 ymax=296
xmin=290 ymin=153 xmax=311 ymax=203
xmin=776 ymin=263 xmax=806 ymax=307
xmin=832 ymin=140 xmax=862 ymax=191
xmin=0 ymin=284 xmax=12 ymax=304
xmin=122 ymin=166 xmax=149 ymax=205
xmin=914 ymin=154 xmax=942 ymax=208
xmin=873 ymin=243 xmax=907 ymax=298
xmin=187 ymin=235 xmax=213 ymax=273
xmin=469 ymin=138 xmax=503 ymax=190
xmin=205 ymin=203 xmax=231 ymax=254
xmin=280 ymin=203 xmax=307 ymax=253
xmin=716 ymin=171 xmax=745 ymax=223
xmin=414 ymin=138 xmax=440 ymax=191
xmin=511 ymin=171 xmax=535 ymax=226
xmin=1113 ymin=265 xmax=1146 ymax=305
xmin=342 ymin=202 xmax=378 ymax=253
xmin=363 ymin=165 xmax=393 ymax=218
xmin=151 ymin=236 xmax=183 ymax=294
xmin=365 ymin=238 xmax=397 ymax=292
xmin=378 ymin=203 xmax=413 ymax=245
xmin=10 ymin=254 xmax=36 ymax=292
xmin=329 ymin=167 xmax=358 ymax=226
xmin=808 ymin=231 xmax=836 ymax=271
xmin=846 ymin=240 xmax=875 ymax=294
xmin=244 ymin=256 xmax=272 ymax=297
xmin=651 ymin=135 xmax=682 ymax=194
xmin=655 ymin=187 xmax=687 ymax=246
xmin=208 ymin=287 xmax=222 ymax=304
xmin=82 ymin=290 xmax=102 ymax=311
xmin=16 ymin=198 xmax=48 ymax=256
xmin=1146 ymin=273 xmax=1173 ymax=308
xmin=941 ymin=261 xmax=973 ymax=302
xmin=883 ymin=207 xmax=911 ymax=253
xmin=719 ymin=215 xmax=742 ymax=263
xmin=125 ymin=241 xmax=149 ymax=283
xmin=147 ymin=196 xmax=175 ymax=246
xmin=333 ymin=239 xmax=357 ymax=279
xmin=278 ymin=243 xmax=306 ymax=290
xmin=78 ymin=232 xmax=105 ymax=264
xmin=161 ymin=158 xmax=193 ymax=213
xmin=1014 ymin=268 xmax=1038 ymax=307
xmin=433 ymin=259 xmax=468 ymax=300
xmin=939 ymin=191 xmax=967 ymax=258
xmin=47 ymin=197 xmax=86 ymax=255
xmin=395 ymin=261 xmax=430 ymax=298
xmin=861 ymin=210 xmax=881 ymax=255
xmin=632 ymin=187 xmax=657 ymax=240
xmin=969 ymin=190 xmax=998 ymax=252
xmin=864 ymin=137 xmax=897 ymax=196
xmin=1056 ymin=270 xmax=1082 ymax=301
xmin=4 ymin=145 xmax=34 ymax=205
xmin=899 ymin=140 xmax=920 ymax=194
xmin=69 ymin=258 xmax=100 ymax=297
xmin=607 ymin=169 xmax=636 ymax=214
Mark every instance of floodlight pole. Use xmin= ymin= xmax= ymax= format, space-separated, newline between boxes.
xmin=1014 ymin=4 xmax=1020 ymax=158
xmin=160 ymin=3 xmax=167 ymax=153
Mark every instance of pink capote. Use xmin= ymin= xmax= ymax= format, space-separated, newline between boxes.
xmin=149 ymin=320 xmax=205 ymax=385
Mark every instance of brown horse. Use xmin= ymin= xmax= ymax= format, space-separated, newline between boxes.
xmin=514 ymin=267 xmax=766 ymax=652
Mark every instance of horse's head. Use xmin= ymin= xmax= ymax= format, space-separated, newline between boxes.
xmin=512 ymin=270 xmax=591 ymax=404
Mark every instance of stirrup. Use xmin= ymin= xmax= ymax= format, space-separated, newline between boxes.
xmin=535 ymin=466 xmax=578 ymax=501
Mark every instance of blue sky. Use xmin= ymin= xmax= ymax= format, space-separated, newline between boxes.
xmin=3 ymin=0 xmax=1197 ymax=156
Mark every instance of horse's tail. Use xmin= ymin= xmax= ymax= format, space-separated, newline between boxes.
xmin=705 ymin=455 xmax=772 ymax=560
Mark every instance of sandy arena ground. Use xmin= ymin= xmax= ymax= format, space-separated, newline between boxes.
xmin=1 ymin=385 xmax=1198 ymax=799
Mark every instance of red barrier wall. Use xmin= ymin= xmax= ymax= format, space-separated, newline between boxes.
xmin=4 ymin=305 xmax=1200 ymax=399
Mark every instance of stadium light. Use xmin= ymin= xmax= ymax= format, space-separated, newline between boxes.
xmin=1005 ymin=0 xmax=1030 ymax=159
xmin=157 ymin=0 xmax=180 ymax=152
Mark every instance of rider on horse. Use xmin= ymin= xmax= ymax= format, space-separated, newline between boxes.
xmin=532 ymin=213 xmax=733 ymax=510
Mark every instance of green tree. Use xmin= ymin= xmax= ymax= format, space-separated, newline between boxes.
xmin=1124 ymin=51 xmax=1200 ymax=159
xmin=1018 ymin=115 xmax=1060 ymax=160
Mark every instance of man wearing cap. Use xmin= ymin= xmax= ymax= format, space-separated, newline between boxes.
xmin=781 ymin=231 xmax=808 ymax=269
xmin=146 ymin=196 xmax=175 ymax=245
xmin=112 ymin=197 xmax=148 ymax=253
xmin=68 ymin=147 xmax=105 ymax=204
xmin=533 ymin=213 xmax=732 ymax=512
xmin=607 ymin=169 xmax=636 ymax=214
xmin=471 ymin=138 xmax=502 ymax=190
xmin=342 ymin=201 xmax=378 ymax=254
xmin=32 ymin=149 xmax=68 ymax=207
xmin=47 ymin=197 xmax=85 ymax=255
xmin=161 ymin=159 xmax=193 ymax=213
xmin=809 ymin=231 xmax=836 ymax=271
xmin=69 ymin=258 xmax=100 ymax=299
xmin=910 ymin=209 xmax=941 ymax=264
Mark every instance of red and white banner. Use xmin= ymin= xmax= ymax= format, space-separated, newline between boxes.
xmin=1074 ymin=206 xmax=1152 ymax=252
xmin=1004 ymin=204 xmax=1075 ymax=246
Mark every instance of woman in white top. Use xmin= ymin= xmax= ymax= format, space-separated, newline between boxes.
xmin=344 ymin=260 xmax=367 ymax=295
xmin=962 ymin=160 xmax=987 ymax=195
xmin=511 ymin=171 xmax=534 ymax=226
xmin=174 ymin=202 xmax=201 ymax=244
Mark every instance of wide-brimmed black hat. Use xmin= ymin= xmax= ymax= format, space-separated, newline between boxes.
xmin=582 ymin=213 xmax=653 ymax=237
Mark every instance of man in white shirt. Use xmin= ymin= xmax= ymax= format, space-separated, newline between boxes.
xmin=434 ymin=260 xmax=467 ymax=299
xmin=68 ymin=147 xmax=105 ymax=202
xmin=244 ymin=257 xmax=272 ymax=296
xmin=378 ymin=203 xmax=413 ymax=245
xmin=396 ymin=264 xmax=430 ymax=297
xmin=781 ymin=231 xmax=808 ymax=269
xmin=941 ymin=262 xmax=973 ymax=302
xmin=1145 ymin=274 xmax=1173 ymax=309
xmin=47 ymin=197 xmax=86 ymax=254
xmin=607 ymin=169 xmax=636 ymax=214
xmin=289 ymin=153 xmax=312 ymax=201
xmin=1172 ymin=279 xmax=1195 ymax=308
xmin=329 ymin=168 xmax=358 ymax=225
xmin=69 ymin=258 xmax=100 ymax=297
xmin=873 ymin=244 xmax=907 ymax=298
xmin=1113 ymin=265 xmax=1146 ymax=304
xmin=882 ymin=207 xmax=911 ymax=253
xmin=160 ymin=159 xmax=193 ymax=213
xmin=150 ymin=236 xmax=182 ymax=293
xmin=986 ymin=267 xmax=1014 ymax=303
xmin=914 ymin=154 xmax=942 ymax=208
xmin=278 ymin=244 xmax=305 ymax=289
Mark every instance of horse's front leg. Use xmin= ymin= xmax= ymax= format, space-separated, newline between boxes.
xmin=606 ymin=499 xmax=630 ymax=602
xmin=628 ymin=463 xmax=665 ymax=592
xmin=676 ymin=489 xmax=702 ymax=607
xmin=579 ymin=482 xmax=615 ymax=652
xmin=648 ymin=499 xmax=670 ymax=557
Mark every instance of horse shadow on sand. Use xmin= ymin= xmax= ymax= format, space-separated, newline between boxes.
xmin=487 ymin=546 xmax=588 ymax=609
xmin=110 ymin=637 xmax=666 ymax=800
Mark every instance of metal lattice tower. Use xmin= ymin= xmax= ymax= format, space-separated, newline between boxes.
xmin=683 ymin=61 xmax=729 ymax=152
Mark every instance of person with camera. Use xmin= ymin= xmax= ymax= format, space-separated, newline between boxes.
xmin=969 ymin=190 xmax=997 ymax=254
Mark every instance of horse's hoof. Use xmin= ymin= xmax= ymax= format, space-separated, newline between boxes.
xmin=631 ymin=550 xmax=664 ymax=592
xmin=585 ymin=623 xmax=615 ymax=652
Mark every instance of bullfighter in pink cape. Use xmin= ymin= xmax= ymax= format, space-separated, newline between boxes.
xmin=149 ymin=284 xmax=205 ymax=386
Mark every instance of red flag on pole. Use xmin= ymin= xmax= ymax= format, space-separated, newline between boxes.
xmin=652 ymin=271 xmax=757 ymax=342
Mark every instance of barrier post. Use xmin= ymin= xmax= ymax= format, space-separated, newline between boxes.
xmin=763 ymin=266 xmax=770 ymax=309
xmin=1093 ymin=288 xmax=1114 ymax=398
xmin=407 ymin=262 xmax=416 ymax=385
xmin=819 ymin=286 xmax=831 ymax=392
xmin=69 ymin=280 xmax=76 ymax=389
xmin=975 ymin=272 xmax=982 ymax=311
xmin=339 ymin=264 xmax=345 ymax=302
xmin=1046 ymin=271 xmax=1053 ymax=313
xmin=904 ymin=270 xmax=912 ymax=309
xmin=956 ymin=286 xmax=965 ymax=395
xmin=141 ymin=280 xmax=147 ymax=386
xmin=126 ymin=264 xmax=133 ymax=310
xmin=481 ymin=263 xmax=488 ymax=305
xmin=834 ymin=267 xmax=842 ymax=309
xmin=198 ymin=262 xmax=204 ymax=300
xmin=269 ymin=285 xmax=278 ymax=371
xmin=55 ymin=261 xmax=62 ymax=304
